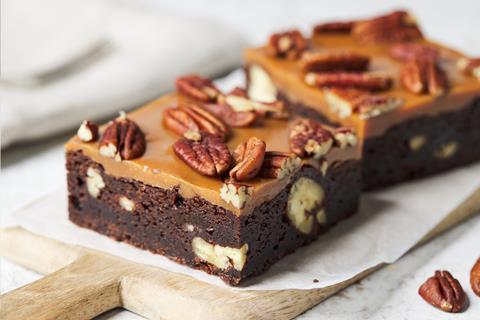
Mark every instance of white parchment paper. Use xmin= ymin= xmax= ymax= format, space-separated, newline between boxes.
xmin=4 ymin=162 xmax=479 ymax=290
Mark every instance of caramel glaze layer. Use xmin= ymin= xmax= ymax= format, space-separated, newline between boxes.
xmin=244 ymin=34 xmax=480 ymax=140
xmin=65 ymin=93 xmax=360 ymax=217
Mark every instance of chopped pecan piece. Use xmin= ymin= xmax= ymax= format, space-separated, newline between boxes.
xmin=289 ymin=119 xmax=333 ymax=158
xmin=458 ymin=57 xmax=480 ymax=79
xmin=352 ymin=10 xmax=423 ymax=44
xmin=333 ymin=127 xmax=357 ymax=149
xmin=471 ymin=258 xmax=480 ymax=297
xmin=324 ymin=88 xmax=403 ymax=119
xmin=305 ymin=72 xmax=392 ymax=91
xmin=77 ymin=120 xmax=99 ymax=142
xmin=301 ymin=52 xmax=370 ymax=72
xmin=400 ymin=60 xmax=448 ymax=96
xmin=163 ymin=103 xmax=229 ymax=141
xmin=220 ymin=179 xmax=253 ymax=209
xmin=267 ymin=30 xmax=308 ymax=60
xmin=259 ymin=151 xmax=301 ymax=179
xmin=313 ymin=21 xmax=354 ymax=34
xmin=173 ymin=134 xmax=232 ymax=176
xmin=419 ymin=270 xmax=468 ymax=313
xmin=99 ymin=117 xmax=146 ymax=161
xmin=176 ymin=75 xmax=221 ymax=102
xmin=390 ymin=43 xmax=439 ymax=62
xmin=230 ymin=137 xmax=266 ymax=181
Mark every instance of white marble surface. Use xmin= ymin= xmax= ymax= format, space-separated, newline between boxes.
xmin=2 ymin=0 xmax=480 ymax=319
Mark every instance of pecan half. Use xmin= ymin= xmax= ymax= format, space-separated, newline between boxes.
xmin=400 ymin=60 xmax=448 ymax=96
xmin=289 ymin=119 xmax=333 ymax=158
xmin=390 ymin=43 xmax=439 ymax=62
xmin=173 ymin=134 xmax=232 ymax=176
xmin=324 ymin=88 xmax=403 ymax=119
xmin=352 ymin=10 xmax=423 ymax=44
xmin=267 ymin=30 xmax=308 ymax=60
xmin=313 ymin=21 xmax=354 ymax=34
xmin=99 ymin=117 xmax=146 ymax=161
xmin=259 ymin=151 xmax=301 ymax=179
xmin=301 ymin=52 xmax=370 ymax=72
xmin=471 ymin=258 xmax=480 ymax=297
xmin=77 ymin=120 xmax=99 ymax=142
xmin=419 ymin=270 xmax=468 ymax=313
xmin=230 ymin=137 xmax=266 ymax=181
xmin=163 ymin=103 xmax=229 ymax=140
xmin=458 ymin=57 xmax=480 ymax=80
xmin=176 ymin=75 xmax=221 ymax=102
xmin=305 ymin=72 xmax=392 ymax=91
xmin=220 ymin=179 xmax=253 ymax=209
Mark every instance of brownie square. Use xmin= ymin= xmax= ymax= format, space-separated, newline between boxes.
xmin=66 ymin=87 xmax=361 ymax=285
xmin=244 ymin=10 xmax=480 ymax=190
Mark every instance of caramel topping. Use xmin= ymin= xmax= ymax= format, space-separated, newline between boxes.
xmin=244 ymin=34 xmax=480 ymax=139
xmin=65 ymin=93 xmax=360 ymax=216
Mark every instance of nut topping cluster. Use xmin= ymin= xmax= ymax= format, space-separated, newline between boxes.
xmin=400 ymin=59 xmax=449 ymax=96
xmin=419 ymin=270 xmax=468 ymax=313
xmin=99 ymin=115 xmax=146 ymax=161
xmin=352 ymin=10 xmax=423 ymax=44
xmin=266 ymin=30 xmax=308 ymax=60
xmin=259 ymin=152 xmax=302 ymax=179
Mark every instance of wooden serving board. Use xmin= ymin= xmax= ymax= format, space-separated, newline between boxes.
xmin=1 ymin=188 xmax=479 ymax=320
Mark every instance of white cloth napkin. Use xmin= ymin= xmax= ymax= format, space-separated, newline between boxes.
xmin=0 ymin=0 xmax=244 ymax=148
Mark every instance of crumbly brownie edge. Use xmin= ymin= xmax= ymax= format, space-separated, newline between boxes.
xmin=277 ymin=92 xmax=480 ymax=190
xmin=66 ymin=150 xmax=360 ymax=285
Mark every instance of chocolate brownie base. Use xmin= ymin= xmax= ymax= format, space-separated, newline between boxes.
xmin=280 ymin=93 xmax=480 ymax=190
xmin=66 ymin=150 xmax=360 ymax=285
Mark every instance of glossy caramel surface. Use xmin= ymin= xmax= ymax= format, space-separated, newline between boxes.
xmin=65 ymin=93 xmax=360 ymax=216
xmin=245 ymin=34 xmax=480 ymax=139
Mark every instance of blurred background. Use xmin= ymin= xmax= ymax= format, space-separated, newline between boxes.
xmin=1 ymin=0 xmax=480 ymax=318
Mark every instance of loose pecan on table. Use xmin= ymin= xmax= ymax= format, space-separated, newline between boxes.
xmin=324 ymin=88 xmax=403 ymax=119
xmin=99 ymin=116 xmax=146 ymax=161
xmin=471 ymin=258 xmax=480 ymax=297
xmin=305 ymin=72 xmax=392 ymax=91
xmin=400 ymin=59 xmax=448 ymax=96
xmin=300 ymin=52 xmax=370 ymax=73
xmin=230 ymin=137 xmax=266 ymax=181
xmin=390 ymin=43 xmax=439 ymax=62
xmin=267 ymin=30 xmax=308 ymax=60
xmin=258 ymin=151 xmax=301 ymax=179
xmin=173 ymin=134 xmax=232 ymax=176
xmin=289 ymin=119 xmax=333 ymax=159
xmin=163 ymin=103 xmax=229 ymax=141
xmin=176 ymin=75 xmax=221 ymax=102
xmin=418 ymin=270 xmax=468 ymax=313
xmin=352 ymin=10 xmax=423 ymax=44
